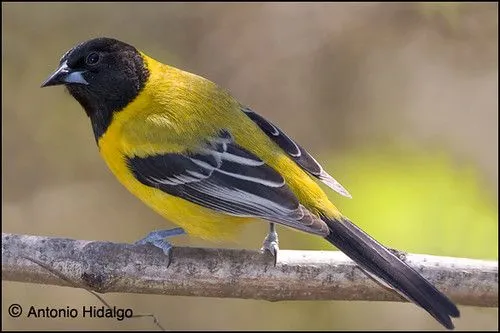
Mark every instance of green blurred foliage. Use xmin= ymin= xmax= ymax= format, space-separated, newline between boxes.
xmin=418 ymin=2 xmax=464 ymax=31
xmin=308 ymin=144 xmax=498 ymax=260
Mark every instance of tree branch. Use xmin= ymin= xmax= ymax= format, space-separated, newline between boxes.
xmin=2 ymin=232 xmax=497 ymax=307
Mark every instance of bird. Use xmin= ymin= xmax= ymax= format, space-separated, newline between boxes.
xmin=41 ymin=37 xmax=459 ymax=329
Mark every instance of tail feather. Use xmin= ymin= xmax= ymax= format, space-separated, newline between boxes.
xmin=323 ymin=216 xmax=460 ymax=330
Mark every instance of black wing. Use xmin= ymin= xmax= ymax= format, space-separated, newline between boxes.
xmin=127 ymin=130 xmax=328 ymax=236
xmin=242 ymin=107 xmax=351 ymax=198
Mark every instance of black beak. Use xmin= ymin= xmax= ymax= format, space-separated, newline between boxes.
xmin=41 ymin=61 xmax=89 ymax=88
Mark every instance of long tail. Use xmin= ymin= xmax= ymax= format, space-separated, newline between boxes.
xmin=323 ymin=216 xmax=460 ymax=329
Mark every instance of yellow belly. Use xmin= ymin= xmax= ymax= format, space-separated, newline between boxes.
xmin=98 ymin=134 xmax=253 ymax=241
xmin=130 ymin=181 xmax=254 ymax=241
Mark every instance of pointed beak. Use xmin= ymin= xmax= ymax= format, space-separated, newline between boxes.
xmin=41 ymin=61 xmax=89 ymax=88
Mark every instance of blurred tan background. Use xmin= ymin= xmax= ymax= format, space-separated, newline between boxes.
xmin=2 ymin=2 xmax=498 ymax=330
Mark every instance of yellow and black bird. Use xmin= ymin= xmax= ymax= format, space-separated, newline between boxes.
xmin=42 ymin=37 xmax=459 ymax=329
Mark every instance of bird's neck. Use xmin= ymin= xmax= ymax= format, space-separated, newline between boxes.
xmin=89 ymin=107 xmax=114 ymax=143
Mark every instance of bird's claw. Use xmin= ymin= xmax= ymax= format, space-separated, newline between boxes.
xmin=134 ymin=228 xmax=185 ymax=267
xmin=261 ymin=225 xmax=279 ymax=266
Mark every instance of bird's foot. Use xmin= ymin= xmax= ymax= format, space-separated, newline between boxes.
xmin=135 ymin=227 xmax=185 ymax=267
xmin=260 ymin=223 xmax=279 ymax=266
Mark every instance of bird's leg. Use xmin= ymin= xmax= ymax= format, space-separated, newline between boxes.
xmin=261 ymin=223 xmax=279 ymax=266
xmin=135 ymin=227 xmax=185 ymax=266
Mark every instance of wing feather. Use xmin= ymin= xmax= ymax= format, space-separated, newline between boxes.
xmin=242 ymin=106 xmax=351 ymax=198
xmin=127 ymin=130 xmax=329 ymax=236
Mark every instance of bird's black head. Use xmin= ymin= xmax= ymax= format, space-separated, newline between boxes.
xmin=41 ymin=37 xmax=149 ymax=140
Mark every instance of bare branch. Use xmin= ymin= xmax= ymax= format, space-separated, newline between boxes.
xmin=2 ymin=232 xmax=497 ymax=307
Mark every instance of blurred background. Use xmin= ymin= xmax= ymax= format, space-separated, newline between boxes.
xmin=2 ymin=2 xmax=498 ymax=330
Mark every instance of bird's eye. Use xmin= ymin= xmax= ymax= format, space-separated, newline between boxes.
xmin=86 ymin=52 xmax=100 ymax=66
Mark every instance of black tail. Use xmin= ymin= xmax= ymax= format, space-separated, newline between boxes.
xmin=323 ymin=216 xmax=460 ymax=330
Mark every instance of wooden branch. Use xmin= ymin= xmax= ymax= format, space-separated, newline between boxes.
xmin=2 ymin=232 xmax=497 ymax=307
